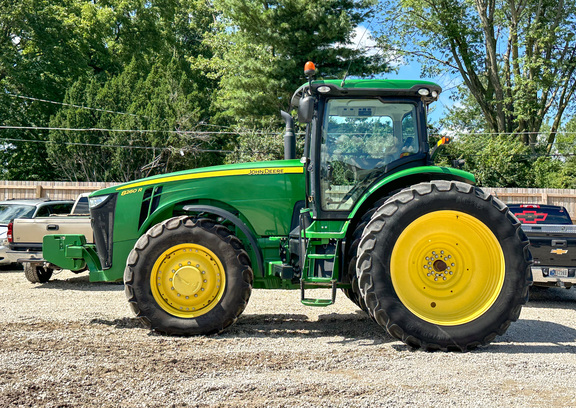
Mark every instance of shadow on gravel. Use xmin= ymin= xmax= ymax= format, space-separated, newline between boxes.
xmin=489 ymin=319 xmax=576 ymax=354
xmin=525 ymin=286 xmax=576 ymax=310
xmin=224 ymin=312 xmax=393 ymax=344
xmin=87 ymin=311 xmax=393 ymax=344
xmin=31 ymin=274 xmax=124 ymax=292
xmin=0 ymin=265 xmax=23 ymax=273
xmin=90 ymin=317 xmax=144 ymax=329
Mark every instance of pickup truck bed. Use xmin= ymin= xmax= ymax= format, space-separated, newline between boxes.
xmin=8 ymin=216 xmax=93 ymax=262
xmin=6 ymin=193 xmax=93 ymax=284
xmin=521 ymin=224 xmax=576 ymax=287
xmin=509 ymin=204 xmax=576 ymax=288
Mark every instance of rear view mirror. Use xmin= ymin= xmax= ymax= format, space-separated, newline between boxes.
xmin=298 ymin=96 xmax=314 ymax=123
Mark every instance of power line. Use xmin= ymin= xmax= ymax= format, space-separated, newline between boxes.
xmin=0 ymin=125 xmax=304 ymax=136
xmin=0 ymin=136 xmax=235 ymax=153
xmin=431 ymin=131 xmax=576 ymax=136
xmin=7 ymin=92 xmax=146 ymax=118
xmin=6 ymin=94 xmax=298 ymax=135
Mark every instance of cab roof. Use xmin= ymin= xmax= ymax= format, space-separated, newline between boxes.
xmin=291 ymin=79 xmax=442 ymax=107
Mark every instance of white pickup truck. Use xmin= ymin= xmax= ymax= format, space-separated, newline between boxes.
xmin=7 ymin=194 xmax=93 ymax=283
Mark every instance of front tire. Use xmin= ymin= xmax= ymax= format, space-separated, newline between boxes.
xmin=357 ymin=181 xmax=532 ymax=351
xmin=124 ymin=216 xmax=253 ymax=335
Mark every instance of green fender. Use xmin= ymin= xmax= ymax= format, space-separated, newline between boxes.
xmin=348 ymin=166 xmax=476 ymax=220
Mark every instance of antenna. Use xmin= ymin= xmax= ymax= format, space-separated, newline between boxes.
xmin=341 ymin=17 xmax=377 ymax=87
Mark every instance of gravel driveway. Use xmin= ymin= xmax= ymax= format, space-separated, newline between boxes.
xmin=1 ymin=267 xmax=576 ymax=407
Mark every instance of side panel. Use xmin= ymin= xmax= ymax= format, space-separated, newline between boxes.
xmin=93 ymin=161 xmax=306 ymax=282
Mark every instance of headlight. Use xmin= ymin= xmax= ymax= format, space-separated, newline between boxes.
xmin=89 ymin=195 xmax=111 ymax=209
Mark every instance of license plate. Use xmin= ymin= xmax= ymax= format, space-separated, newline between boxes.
xmin=549 ymin=268 xmax=569 ymax=278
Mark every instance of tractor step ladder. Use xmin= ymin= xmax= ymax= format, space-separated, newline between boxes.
xmin=300 ymin=235 xmax=340 ymax=307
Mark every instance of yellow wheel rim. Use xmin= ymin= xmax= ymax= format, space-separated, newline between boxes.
xmin=390 ymin=210 xmax=504 ymax=326
xmin=150 ymin=243 xmax=226 ymax=318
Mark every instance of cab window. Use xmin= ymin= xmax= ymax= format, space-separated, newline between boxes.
xmin=320 ymin=99 xmax=419 ymax=211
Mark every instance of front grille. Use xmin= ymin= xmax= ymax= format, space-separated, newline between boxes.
xmin=90 ymin=194 xmax=117 ymax=270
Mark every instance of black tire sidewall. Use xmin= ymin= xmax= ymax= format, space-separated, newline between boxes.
xmin=359 ymin=182 xmax=530 ymax=349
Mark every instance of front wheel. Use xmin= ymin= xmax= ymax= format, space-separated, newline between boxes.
xmin=124 ymin=216 xmax=253 ymax=335
xmin=357 ymin=181 xmax=532 ymax=351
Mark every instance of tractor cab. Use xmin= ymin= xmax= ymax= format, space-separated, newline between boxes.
xmin=279 ymin=64 xmax=447 ymax=306
xmin=289 ymin=66 xmax=442 ymax=220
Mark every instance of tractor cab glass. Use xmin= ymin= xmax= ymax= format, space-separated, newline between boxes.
xmin=320 ymin=99 xmax=419 ymax=210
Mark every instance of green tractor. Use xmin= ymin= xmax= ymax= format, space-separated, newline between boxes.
xmin=44 ymin=63 xmax=531 ymax=351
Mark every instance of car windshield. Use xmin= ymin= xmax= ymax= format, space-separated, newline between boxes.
xmin=320 ymin=99 xmax=419 ymax=210
xmin=0 ymin=204 xmax=36 ymax=225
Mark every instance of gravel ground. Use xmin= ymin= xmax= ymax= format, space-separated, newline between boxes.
xmin=2 ymin=267 xmax=576 ymax=407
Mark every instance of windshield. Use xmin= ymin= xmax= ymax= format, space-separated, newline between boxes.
xmin=0 ymin=204 xmax=36 ymax=224
xmin=320 ymin=99 xmax=419 ymax=210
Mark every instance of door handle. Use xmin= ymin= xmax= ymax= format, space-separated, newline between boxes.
xmin=46 ymin=224 xmax=59 ymax=231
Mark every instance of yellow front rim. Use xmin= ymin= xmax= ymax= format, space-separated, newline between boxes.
xmin=150 ymin=243 xmax=226 ymax=318
xmin=390 ymin=210 xmax=505 ymax=326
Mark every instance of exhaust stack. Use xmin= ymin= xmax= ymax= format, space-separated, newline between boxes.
xmin=281 ymin=110 xmax=296 ymax=160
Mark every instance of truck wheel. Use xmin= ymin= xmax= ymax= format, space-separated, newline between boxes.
xmin=124 ymin=216 xmax=253 ymax=335
xmin=357 ymin=180 xmax=532 ymax=351
xmin=24 ymin=264 xmax=53 ymax=283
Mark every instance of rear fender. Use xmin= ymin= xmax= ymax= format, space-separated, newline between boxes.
xmin=348 ymin=167 xmax=475 ymax=232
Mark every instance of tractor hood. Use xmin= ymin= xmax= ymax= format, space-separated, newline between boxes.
xmin=90 ymin=159 xmax=304 ymax=198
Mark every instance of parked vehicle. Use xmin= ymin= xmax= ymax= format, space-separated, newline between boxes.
xmin=508 ymin=204 xmax=576 ymax=288
xmin=7 ymin=194 xmax=92 ymax=283
xmin=42 ymin=62 xmax=531 ymax=351
xmin=0 ymin=199 xmax=74 ymax=265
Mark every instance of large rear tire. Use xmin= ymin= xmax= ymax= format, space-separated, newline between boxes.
xmin=357 ymin=181 xmax=532 ymax=351
xmin=124 ymin=216 xmax=253 ymax=335
xmin=342 ymin=197 xmax=388 ymax=313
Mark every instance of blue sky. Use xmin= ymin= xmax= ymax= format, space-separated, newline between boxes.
xmin=391 ymin=64 xmax=460 ymax=124
xmin=352 ymin=26 xmax=462 ymax=125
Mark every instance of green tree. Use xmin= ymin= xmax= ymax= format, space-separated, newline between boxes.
xmin=378 ymin=0 xmax=576 ymax=148
xmin=1 ymin=0 xmax=217 ymax=180
xmin=48 ymin=58 xmax=217 ymax=182
xmin=434 ymin=134 xmax=540 ymax=187
xmin=209 ymin=0 xmax=388 ymax=126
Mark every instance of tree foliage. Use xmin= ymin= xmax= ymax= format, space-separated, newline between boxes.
xmin=209 ymin=0 xmax=388 ymax=125
xmin=48 ymin=58 xmax=217 ymax=182
xmin=1 ymin=0 xmax=219 ymax=181
xmin=378 ymin=0 xmax=576 ymax=147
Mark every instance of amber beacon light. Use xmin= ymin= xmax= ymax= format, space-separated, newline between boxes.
xmin=304 ymin=61 xmax=316 ymax=77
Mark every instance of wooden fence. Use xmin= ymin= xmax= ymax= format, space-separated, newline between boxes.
xmin=483 ymin=188 xmax=576 ymax=220
xmin=0 ymin=181 xmax=119 ymax=201
xmin=1 ymin=181 xmax=575 ymax=220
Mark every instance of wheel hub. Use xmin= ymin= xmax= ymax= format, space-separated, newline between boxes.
xmin=173 ymin=266 xmax=202 ymax=296
xmin=391 ymin=210 xmax=505 ymax=326
xmin=150 ymin=244 xmax=225 ymax=318
xmin=423 ymin=250 xmax=457 ymax=283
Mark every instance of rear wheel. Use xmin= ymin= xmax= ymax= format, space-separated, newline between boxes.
xmin=357 ymin=181 xmax=532 ymax=351
xmin=343 ymin=197 xmax=388 ymax=313
xmin=124 ymin=216 xmax=253 ymax=335
xmin=24 ymin=263 xmax=53 ymax=283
